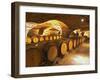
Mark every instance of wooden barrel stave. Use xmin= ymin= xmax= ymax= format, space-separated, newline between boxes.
xmin=26 ymin=48 xmax=42 ymax=67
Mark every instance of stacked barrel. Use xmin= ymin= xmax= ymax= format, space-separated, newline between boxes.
xmin=26 ymin=35 xmax=62 ymax=44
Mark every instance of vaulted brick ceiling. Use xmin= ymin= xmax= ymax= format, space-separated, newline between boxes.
xmin=26 ymin=12 xmax=89 ymax=31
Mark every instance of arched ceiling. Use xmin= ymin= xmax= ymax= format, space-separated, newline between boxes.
xmin=26 ymin=12 xmax=89 ymax=32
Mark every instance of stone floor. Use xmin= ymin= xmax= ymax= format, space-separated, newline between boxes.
xmin=54 ymin=41 xmax=90 ymax=65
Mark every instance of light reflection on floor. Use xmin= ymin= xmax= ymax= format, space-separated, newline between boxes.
xmin=71 ymin=55 xmax=89 ymax=64
xmin=54 ymin=42 xmax=90 ymax=65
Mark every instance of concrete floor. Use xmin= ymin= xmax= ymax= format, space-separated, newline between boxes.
xmin=54 ymin=42 xmax=90 ymax=65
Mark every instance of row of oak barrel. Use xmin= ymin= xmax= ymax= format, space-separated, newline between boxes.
xmin=26 ymin=37 xmax=86 ymax=67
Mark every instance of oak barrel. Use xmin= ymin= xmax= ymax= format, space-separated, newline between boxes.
xmin=46 ymin=43 xmax=58 ymax=62
xmin=68 ymin=39 xmax=73 ymax=51
xmin=59 ymin=41 xmax=68 ymax=56
xmin=73 ymin=39 xmax=77 ymax=48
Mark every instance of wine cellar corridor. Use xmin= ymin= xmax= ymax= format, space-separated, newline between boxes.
xmin=25 ymin=13 xmax=90 ymax=67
